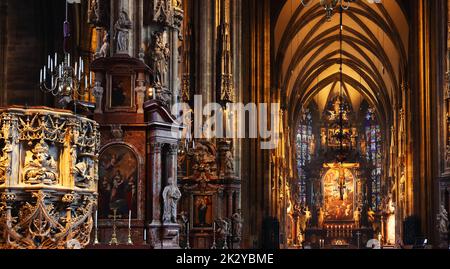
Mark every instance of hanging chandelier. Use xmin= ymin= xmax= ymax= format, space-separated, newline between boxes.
xmin=300 ymin=0 xmax=356 ymax=21
xmin=39 ymin=0 xmax=93 ymax=108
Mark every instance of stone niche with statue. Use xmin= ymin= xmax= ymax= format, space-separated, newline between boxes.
xmin=0 ymin=106 xmax=100 ymax=249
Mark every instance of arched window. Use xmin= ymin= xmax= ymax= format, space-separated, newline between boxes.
xmin=365 ymin=108 xmax=382 ymax=211
xmin=296 ymin=109 xmax=313 ymax=205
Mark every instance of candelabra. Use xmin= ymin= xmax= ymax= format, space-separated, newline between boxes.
xmin=39 ymin=0 xmax=94 ymax=108
xmin=40 ymin=53 xmax=94 ymax=107
xmin=93 ymin=210 xmax=100 ymax=245
xmin=300 ymin=0 xmax=357 ymax=21
xmin=109 ymin=209 xmax=119 ymax=246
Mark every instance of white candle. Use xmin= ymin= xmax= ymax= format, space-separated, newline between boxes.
xmin=48 ymin=55 xmax=50 ymax=67
xmin=94 ymin=211 xmax=98 ymax=229
xmin=85 ymin=76 xmax=88 ymax=89
xmin=128 ymin=210 xmax=132 ymax=229
xmin=144 ymin=229 xmax=147 ymax=241
xmin=40 ymin=69 xmax=42 ymax=83
xmin=55 ymin=53 xmax=57 ymax=67
xmin=50 ymin=59 xmax=53 ymax=72
xmin=59 ymin=65 xmax=62 ymax=78
xmin=44 ymin=66 xmax=46 ymax=79
xmin=74 ymin=62 xmax=77 ymax=77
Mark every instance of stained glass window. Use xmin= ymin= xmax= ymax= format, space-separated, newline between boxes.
xmin=296 ymin=109 xmax=313 ymax=205
xmin=365 ymin=108 xmax=382 ymax=211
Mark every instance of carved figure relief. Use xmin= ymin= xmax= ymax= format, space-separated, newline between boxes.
xmin=190 ymin=141 xmax=217 ymax=175
xmin=23 ymin=140 xmax=58 ymax=185
xmin=0 ymin=146 xmax=10 ymax=184
xmin=152 ymin=31 xmax=170 ymax=88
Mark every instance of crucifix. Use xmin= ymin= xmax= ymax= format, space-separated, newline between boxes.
xmin=323 ymin=162 xmax=359 ymax=200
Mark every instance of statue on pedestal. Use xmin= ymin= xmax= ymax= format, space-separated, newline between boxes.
xmin=93 ymin=81 xmax=104 ymax=114
xmin=162 ymin=178 xmax=182 ymax=223
xmin=232 ymin=209 xmax=243 ymax=240
xmin=98 ymin=32 xmax=110 ymax=58
xmin=152 ymin=32 xmax=170 ymax=88
xmin=437 ymin=205 xmax=449 ymax=235
xmin=114 ymin=10 xmax=132 ymax=54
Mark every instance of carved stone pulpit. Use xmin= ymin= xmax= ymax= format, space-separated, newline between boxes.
xmin=0 ymin=107 xmax=100 ymax=249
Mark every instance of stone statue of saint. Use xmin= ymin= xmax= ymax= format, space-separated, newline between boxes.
xmin=437 ymin=205 xmax=449 ymax=235
xmin=224 ymin=150 xmax=234 ymax=175
xmin=152 ymin=32 xmax=170 ymax=87
xmin=162 ymin=178 xmax=182 ymax=223
xmin=232 ymin=209 xmax=243 ymax=239
xmin=114 ymin=10 xmax=132 ymax=53
xmin=93 ymin=81 xmax=104 ymax=114
xmin=98 ymin=32 xmax=110 ymax=58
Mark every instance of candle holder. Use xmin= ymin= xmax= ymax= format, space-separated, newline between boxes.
xmin=93 ymin=210 xmax=100 ymax=245
xmin=126 ymin=210 xmax=133 ymax=245
xmin=127 ymin=229 xmax=133 ymax=245
xmin=211 ymin=222 xmax=217 ymax=249
xmin=109 ymin=209 xmax=119 ymax=246
xmin=93 ymin=227 xmax=100 ymax=245
xmin=185 ymin=223 xmax=191 ymax=249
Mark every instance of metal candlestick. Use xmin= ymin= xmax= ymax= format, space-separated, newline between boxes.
xmin=211 ymin=222 xmax=217 ymax=249
xmin=185 ymin=221 xmax=191 ymax=249
xmin=93 ymin=210 xmax=99 ymax=245
xmin=356 ymin=231 xmax=361 ymax=249
xmin=93 ymin=226 xmax=100 ymax=245
xmin=127 ymin=211 xmax=133 ymax=245
xmin=127 ymin=228 xmax=133 ymax=245
xmin=109 ymin=209 xmax=119 ymax=246
xmin=223 ymin=222 xmax=229 ymax=249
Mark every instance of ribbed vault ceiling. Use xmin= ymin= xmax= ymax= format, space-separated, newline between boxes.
xmin=274 ymin=0 xmax=409 ymax=124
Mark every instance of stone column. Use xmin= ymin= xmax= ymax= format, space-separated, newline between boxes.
xmin=197 ymin=0 xmax=214 ymax=104
xmin=167 ymin=144 xmax=178 ymax=180
xmin=148 ymin=142 xmax=163 ymax=247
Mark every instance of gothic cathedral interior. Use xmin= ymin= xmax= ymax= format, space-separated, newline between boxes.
xmin=0 ymin=0 xmax=449 ymax=251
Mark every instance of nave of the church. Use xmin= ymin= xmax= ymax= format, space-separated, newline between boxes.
xmin=0 ymin=0 xmax=449 ymax=250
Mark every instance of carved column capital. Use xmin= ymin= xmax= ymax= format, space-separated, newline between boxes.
xmin=150 ymin=142 xmax=163 ymax=153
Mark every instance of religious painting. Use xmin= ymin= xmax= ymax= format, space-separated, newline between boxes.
xmin=98 ymin=144 xmax=138 ymax=219
xmin=107 ymin=74 xmax=135 ymax=112
xmin=322 ymin=168 xmax=355 ymax=221
xmin=193 ymin=195 xmax=213 ymax=228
